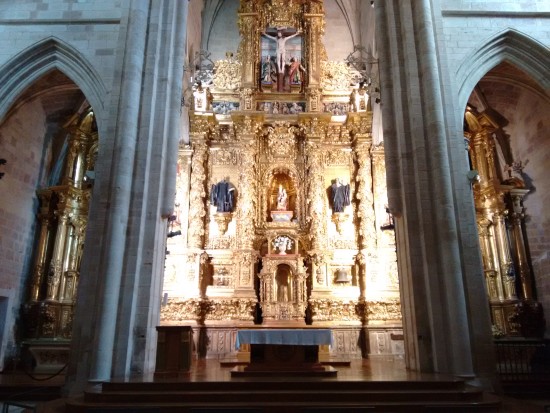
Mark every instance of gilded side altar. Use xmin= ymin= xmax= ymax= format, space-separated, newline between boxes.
xmin=162 ymin=0 xmax=402 ymax=359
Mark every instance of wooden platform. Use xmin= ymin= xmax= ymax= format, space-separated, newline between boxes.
xmin=63 ymin=358 xmax=503 ymax=412
xmin=230 ymin=364 xmax=338 ymax=377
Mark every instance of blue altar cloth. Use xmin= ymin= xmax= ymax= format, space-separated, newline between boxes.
xmin=235 ymin=329 xmax=333 ymax=350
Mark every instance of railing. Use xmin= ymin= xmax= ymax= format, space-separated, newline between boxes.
xmin=1 ymin=401 xmax=36 ymax=413
xmin=494 ymin=338 xmax=550 ymax=395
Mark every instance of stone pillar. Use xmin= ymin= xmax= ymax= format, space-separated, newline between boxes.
xmin=375 ymin=0 xmax=495 ymax=385
xmin=67 ymin=0 xmax=189 ymax=392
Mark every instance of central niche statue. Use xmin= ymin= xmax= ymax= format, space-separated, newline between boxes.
xmin=330 ymin=178 xmax=350 ymax=212
xmin=276 ymin=265 xmax=292 ymax=302
xmin=276 ymin=184 xmax=288 ymax=210
xmin=210 ymin=178 xmax=235 ymax=212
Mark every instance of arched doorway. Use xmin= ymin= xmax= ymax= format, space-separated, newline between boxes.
xmin=0 ymin=68 xmax=100 ymax=372
xmin=464 ymin=60 xmax=549 ymax=338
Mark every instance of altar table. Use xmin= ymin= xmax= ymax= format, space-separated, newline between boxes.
xmin=232 ymin=329 xmax=336 ymax=376
xmin=235 ymin=329 xmax=333 ymax=349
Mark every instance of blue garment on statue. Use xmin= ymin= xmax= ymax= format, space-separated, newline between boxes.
xmin=331 ymin=183 xmax=350 ymax=212
xmin=210 ymin=180 xmax=235 ymax=212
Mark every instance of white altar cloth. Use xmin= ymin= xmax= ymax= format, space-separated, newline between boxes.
xmin=235 ymin=329 xmax=333 ymax=349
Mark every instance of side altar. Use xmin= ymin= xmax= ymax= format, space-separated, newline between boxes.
xmin=161 ymin=0 xmax=403 ymax=361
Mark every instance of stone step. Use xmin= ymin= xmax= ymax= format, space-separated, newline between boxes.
xmin=66 ymin=394 xmax=501 ymax=413
xmin=62 ymin=377 xmax=501 ymax=413
xmin=102 ymin=378 xmax=468 ymax=393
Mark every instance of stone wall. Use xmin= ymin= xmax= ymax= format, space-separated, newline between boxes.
xmin=200 ymin=0 xmax=240 ymax=62
xmin=439 ymin=1 xmax=550 ymax=109
xmin=0 ymin=0 xmax=122 ymax=119
xmin=0 ymin=100 xmax=47 ymax=369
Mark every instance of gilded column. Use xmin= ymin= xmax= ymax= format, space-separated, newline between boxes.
xmin=303 ymin=2 xmax=324 ymax=86
xmin=477 ymin=218 xmax=500 ymax=301
xmin=233 ymin=115 xmax=262 ymax=301
xmin=304 ymin=139 xmax=325 ymax=251
xmin=508 ymin=189 xmax=533 ymax=300
xmin=234 ymin=115 xmax=261 ymax=250
xmin=178 ymin=146 xmax=193 ymax=249
xmin=237 ymin=1 xmax=259 ymax=88
xmin=187 ymin=116 xmax=212 ymax=249
xmin=351 ymin=114 xmax=376 ymax=293
xmin=46 ymin=212 xmax=69 ymax=301
xmin=372 ymin=143 xmax=399 ymax=292
xmin=61 ymin=218 xmax=87 ymax=303
xmin=301 ymin=116 xmax=328 ymax=295
xmin=303 ymin=2 xmax=324 ymax=112
xmin=29 ymin=189 xmax=54 ymax=301
xmin=493 ymin=211 xmax=517 ymax=300
xmin=57 ymin=222 xmax=75 ymax=301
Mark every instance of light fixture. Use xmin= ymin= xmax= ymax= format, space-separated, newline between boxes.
xmin=167 ymin=214 xmax=182 ymax=237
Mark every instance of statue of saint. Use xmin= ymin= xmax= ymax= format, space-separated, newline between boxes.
xmin=193 ymin=81 xmax=213 ymax=112
xmin=276 ymin=267 xmax=290 ymax=302
xmin=210 ymin=178 xmax=235 ymax=212
xmin=262 ymin=29 xmax=301 ymax=73
xmin=350 ymin=81 xmax=369 ymax=112
xmin=330 ymin=178 xmax=350 ymax=212
xmin=288 ymin=57 xmax=306 ymax=85
xmin=261 ymin=55 xmax=277 ymax=83
xmin=276 ymin=185 xmax=288 ymax=211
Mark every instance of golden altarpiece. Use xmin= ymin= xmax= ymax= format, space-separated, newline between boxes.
xmin=21 ymin=109 xmax=97 ymax=371
xmin=162 ymin=0 xmax=403 ymax=359
xmin=465 ymin=106 xmax=544 ymax=339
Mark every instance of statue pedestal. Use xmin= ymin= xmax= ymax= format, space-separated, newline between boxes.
xmin=271 ymin=210 xmax=293 ymax=222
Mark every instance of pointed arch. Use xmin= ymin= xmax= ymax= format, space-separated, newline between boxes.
xmin=456 ymin=29 xmax=550 ymax=111
xmin=0 ymin=37 xmax=106 ymax=122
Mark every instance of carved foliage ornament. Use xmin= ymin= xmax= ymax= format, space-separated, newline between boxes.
xmin=213 ymin=60 xmax=242 ymax=90
xmin=266 ymin=122 xmax=299 ymax=159
xmin=160 ymin=298 xmax=255 ymax=322
xmin=321 ymin=61 xmax=354 ymax=92
xmin=234 ymin=116 xmax=262 ymax=136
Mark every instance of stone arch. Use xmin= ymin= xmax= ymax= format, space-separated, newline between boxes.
xmin=456 ymin=29 xmax=550 ymax=112
xmin=0 ymin=37 xmax=106 ymax=123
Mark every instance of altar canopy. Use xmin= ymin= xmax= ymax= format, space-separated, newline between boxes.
xmin=235 ymin=329 xmax=333 ymax=349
